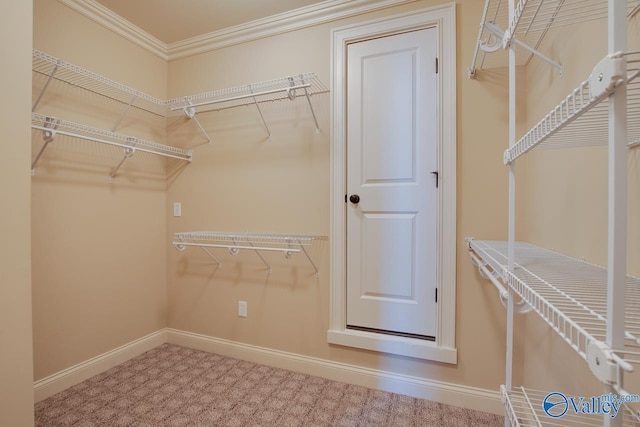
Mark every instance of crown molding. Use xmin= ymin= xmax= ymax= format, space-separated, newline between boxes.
xmin=57 ymin=0 xmax=168 ymax=60
xmin=59 ymin=0 xmax=418 ymax=62
xmin=166 ymin=0 xmax=419 ymax=60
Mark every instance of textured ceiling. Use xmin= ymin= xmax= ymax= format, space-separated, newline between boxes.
xmin=94 ymin=0 xmax=327 ymax=44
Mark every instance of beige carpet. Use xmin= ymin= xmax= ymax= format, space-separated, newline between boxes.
xmin=35 ymin=343 xmax=503 ymax=426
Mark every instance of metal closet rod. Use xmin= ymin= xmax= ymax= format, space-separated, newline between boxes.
xmin=170 ymin=82 xmax=312 ymax=111
xmin=173 ymin=241 xmax=301 ymax=254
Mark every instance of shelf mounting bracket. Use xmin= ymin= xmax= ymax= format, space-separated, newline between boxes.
xmin=31 ymin=116 xmax=60 ymax=175
xmin=32 ymin=61 xmax=60 ymax=112
xmin=298 ymin=75 xmax=321 ymax=134
xmin=485 ymin=22 xmax=563 ymax=76
xmin=109 ymin=137 xmax=137 ymax=183
xmin=111 ymin=94 xmax=138 ymax=133
xmin=249 ymin=84 xmax=272 ymax=140
xmin=182 ymin=99 xmax=212 ymax=145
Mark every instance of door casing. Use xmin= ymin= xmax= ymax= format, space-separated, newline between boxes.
xmin=328 ymin=3 xmax=457 ymax=363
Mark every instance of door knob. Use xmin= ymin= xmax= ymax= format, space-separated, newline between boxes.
xmin=349 ymin=194 xmax=360 ymax=204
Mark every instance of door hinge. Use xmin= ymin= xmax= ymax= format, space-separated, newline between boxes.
xmin=435 ymin=288 xmax=438 ymax=303
xmin=435 ymin=57 xmax=439 ymax=74
xmin=345 ymin=194 xmax=347 ymax=203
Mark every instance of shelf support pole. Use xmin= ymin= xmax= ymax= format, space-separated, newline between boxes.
xmin=32 ymin=62 xmax=59 ymax=112
xmin=247 ymin=241 xmax=271 ymax=273
xmin=200 ymin=247 xmax=222 ymax=267
xmin=108 ymin=138 xmax=137 ymax=183
xmin=505 ymin=0 xmax=516 ymax=425
xmin=250 ymin=84 xmax=272 ymax=140
xmin=300 ymin=75 xmax=321 ymax=134
xmin=606 ymin=0 xmax=627 ymax=425
xmin=298 ymin=240 xmax=319 ymax=277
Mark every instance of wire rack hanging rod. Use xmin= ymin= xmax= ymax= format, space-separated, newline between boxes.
xmin=170 ymin=83 xmax=312 ymax=112
xmin=173 ymin=241 xmax=301 ymax=254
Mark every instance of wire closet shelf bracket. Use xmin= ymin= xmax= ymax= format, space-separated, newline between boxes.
xmin=173 ymin=232 xmax=321 ymax=277
xmin=468 ymin=0 xmax=640 ymax=78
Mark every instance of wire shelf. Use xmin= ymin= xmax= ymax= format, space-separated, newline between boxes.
xmin=173 ymin=231 xmax=323 ymax=276
xmin=469 ymin=0 xmax=639 ymax=76
xmin=166 ymin=73 xmax=328 ymax=114
xmin=506 ymin=0 xmax=639 ymax=48
xmin=32 ymin=50 xmax=167 ymax=117
xmin=468 ymin=240 xmax=640 ymax=366
xmin=504 ymin=51 xmax=640 ymax=163
xmin=502 ymin=385 xmax=640 ymax=426
xmin=174 ymin=231 xmax=317 ymax=246
xmin=33 ymin=49 xmax=327 ymax=147
xmin=32 ymin=113 xmax=192 ymax=161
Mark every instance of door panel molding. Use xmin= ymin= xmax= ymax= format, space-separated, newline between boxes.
xmin=329 ymin=3 xmax=457 ymax=363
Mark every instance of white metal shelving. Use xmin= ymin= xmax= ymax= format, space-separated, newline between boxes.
xmin=502 ymin=386 xmax=640 ymax=427
xmin=469 ymin=0 xmax=638 ymax=426
xmin=31 ymin=112 xmax=192 ymax=181
xmin=469 ymin=0 xmax=639 ymax=77
xmin=468 ymin=239 xmax=640 ymax=383
xmin=32 ymin=49 xmax=327 ymax=179
xmin=166 ymin=73 xmax=328 ymax=143
xmin=173 ymin=231 xmax=322 ymax=276
xmin=504 ymin=51 xmax=640 ymax=164
xmin=32 ymin=49 xmax=166 ymax=118
xmin=31 ymin=50 xmax=189 ymax=181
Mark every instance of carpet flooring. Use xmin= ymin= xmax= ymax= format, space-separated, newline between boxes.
xmin=35 ymin=343 xmax=504 ymax=426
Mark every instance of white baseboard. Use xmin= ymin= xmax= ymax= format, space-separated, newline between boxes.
xmin=33 ymin=329 xmax=167 ymax=402
xmin=166 ymin=328 xmax=503 ymax=415
xmin=33 ymin=327 xmax=502 ymax=415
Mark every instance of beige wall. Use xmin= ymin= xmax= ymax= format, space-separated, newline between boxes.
xmin=0 ymin=0 xmax=34 ymax=425
xmin=166 ymin=0 xmax=514 ymax=393
xmin=31 ymin=0 xmax=169 ymax=380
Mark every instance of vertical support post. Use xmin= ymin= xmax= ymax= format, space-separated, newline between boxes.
xmin=505 ymin=1 xmax=516 ymax=426
xmin=605 ymin=1 xmax=627 ymax=426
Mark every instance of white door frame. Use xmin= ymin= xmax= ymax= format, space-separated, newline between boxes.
xmin=328 ymin=3 xmax=457 ymax=363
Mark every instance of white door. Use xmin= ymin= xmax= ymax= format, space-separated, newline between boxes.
xmin=346 ymin=28 xmax=438 ymax=338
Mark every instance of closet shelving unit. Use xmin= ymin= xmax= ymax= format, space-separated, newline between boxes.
xmin=173 ymin=231 xmax=322 ymax=276
xmin=31 ymin=49 xmax=192 ymax=181
xmin=468 ymin=0 xmax=640 ymax=426
xmin=166 ymin=73 xmax=327 ymax=144
xmin=32 ymin=49 xmax=328 ymax=179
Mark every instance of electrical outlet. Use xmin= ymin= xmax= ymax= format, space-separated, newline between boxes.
xmin=238 ymin=301 xmax=247 ymax=317
xmin=173 ymin=202 xmax=182 ymax=217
